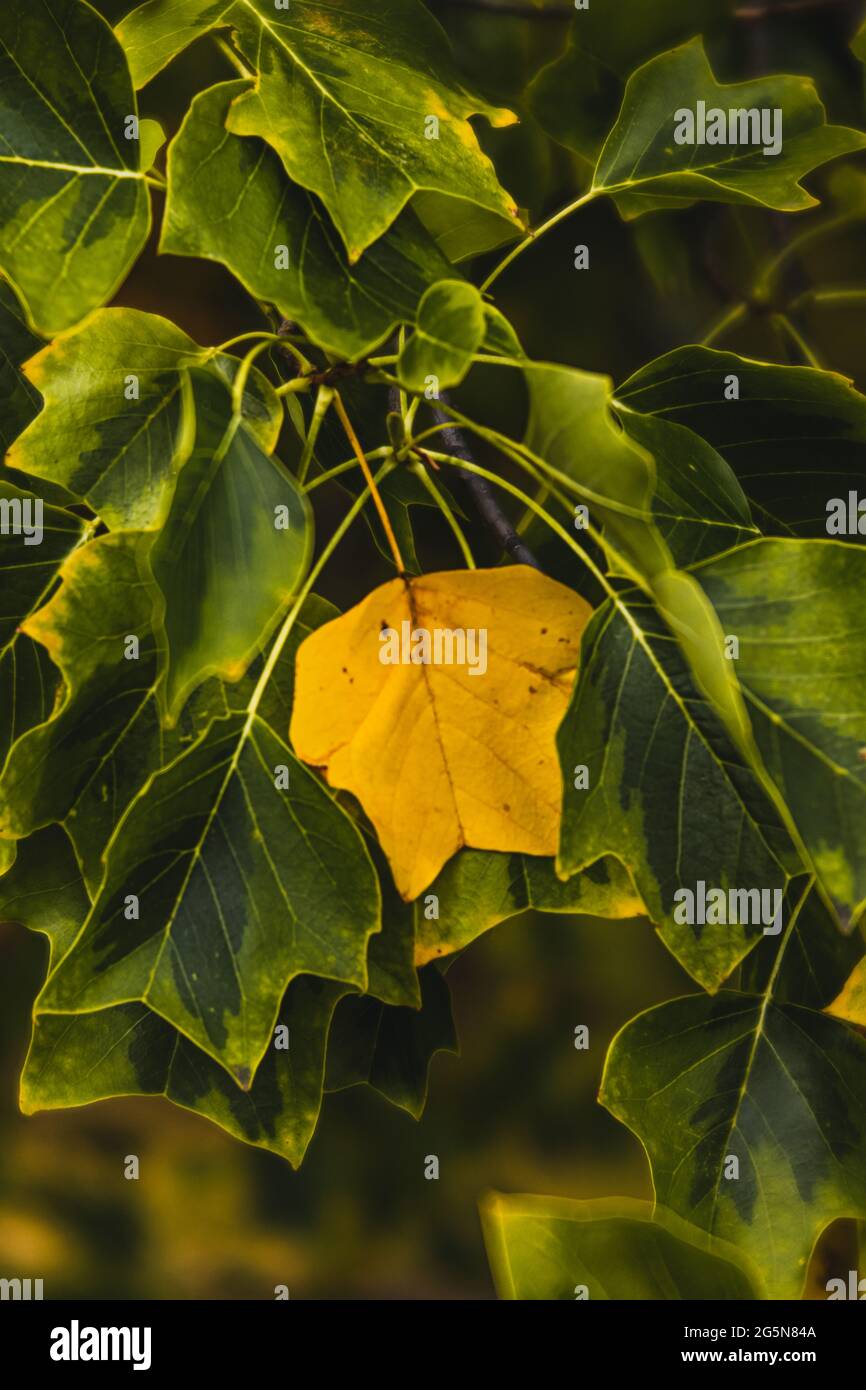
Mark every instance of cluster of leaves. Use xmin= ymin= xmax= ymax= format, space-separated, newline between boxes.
xmin=4 ymin=0 xmax=866 ymax=1300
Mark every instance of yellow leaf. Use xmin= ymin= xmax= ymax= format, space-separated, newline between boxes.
xmin=290 ymin=566 xmax=591 ymax=900
xmin=826 ymin=958 xmax=866 ymax=1027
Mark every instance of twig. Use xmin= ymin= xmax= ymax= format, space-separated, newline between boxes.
xmin=429 ymin=402 xmax=540 ymax=569
xmin=333 ymin=390 xmax=406 ymax=573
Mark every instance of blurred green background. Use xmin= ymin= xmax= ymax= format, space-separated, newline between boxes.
xmin=2 ymin=0 xmax=865 ymax=1299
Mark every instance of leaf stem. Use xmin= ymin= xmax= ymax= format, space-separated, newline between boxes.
xmin=480 ymin=187 xmax=601 ymax=294
xmin=333 ymin=390 xmax=406 ymax=572
xmin=297 ymin=384 xmax=334 ymax=487
xmin=410 ymin=459 xmax=476 ymax=568
xmin=303 ymin=447 xmax=393 ymax=493
xmin=245 ymin=461 xmax=396 ymax=727
xmin=214 ymin=34 xmax=254 ymax=79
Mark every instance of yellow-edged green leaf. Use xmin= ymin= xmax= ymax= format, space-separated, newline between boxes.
xmin=414 ymin=849 xmax=644 ymax=967
xmin=557 ymin=587 xmax=795 ymax=991
xmin=398 ymin=280 xmax=486 ymax=393
xmin=0 ymin=532 xmax=221 ymax=889
xmin=594 ymin=38 xmax=866 ymax=219
xmin=0 ymin=0 xmax=152 ymax=334
xmin=697 ymin=538 xmax=866 ymax=927
xmin=117 ymin=0 xmax=522 ymax=259
xmin=161 ymin=81 xmax=466 ymax=361
xmin=602 ymin=887 xmax=866 ymax=1297
xmin=0 ymin=823 xmax=89 ymax=968
xmin=22 ymin=976 xmax=347 ymax=1167
xmin=32 ymin=629 xmax=381 ymax=1083
xmin=150 ymin=367 xmax=311 ymax=722
xmin=618 ymin=345 xmax=866 ymax=538
xmin=529 ymin=0 xmax=731 ymax=163
xmin=325 ymin=965 xmax=456 ymax=1118
xmin=482 ymin=1194 xmax=762 ymax=1300
xmin=8 ymin=308 xmax=280 ymax=529
xmin=0 ymin=480 xmax=84 ymax=780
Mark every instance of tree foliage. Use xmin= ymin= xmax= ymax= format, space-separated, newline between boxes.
xmin=3 ymin=0 xmax=866 ymax=1300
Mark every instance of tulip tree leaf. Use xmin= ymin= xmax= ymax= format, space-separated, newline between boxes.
xmin=36 ymin=710 xmax=381 ymax=1082
xmin=398 ymin=280 xmax=486 ymax=392
xmin=150 ymin=367 xmax=312 ymax=723
xmin=696 ymin=538 xmax=866 ymax=927
xmin=116 ymin=0 xmax=234 ymax=86
xmin=22 ymin=975 xmax=348 ymax=1168
xmin=290 ymin=565 xmax=592 ymax=901
xmin=601 ymin=948 xmax=866 ymax=1295
xmin=414 ymin=849 xmax=644 ymax=967
xmin=616 ymin=408 xmax=760 ymax=565
xmin=0 ymin=480 xmax=85 ymax=780
xmin=0 ymin=281 xmax=42 ymax=452
xmin=519 ymin=361 xmax=755 ymax=763
xmin=557 ymin=586 xmax=795 ymax=992
xmin=744 ymin=881 xmax=863 ymax=1012
xmin=161 ymin=81 xmax=461 ymax=362
xmin=0 ymin=823 xmax=89 ymax=968
xmin=0 ymin=0 xmax=152 ymax=335
xmin=8 ymin=308 xmax=281 ymax=530
xmin=528 ymin=0 xmax=731 ymax=163
xmin=481 ymin=1194 xmax=762 ymax=1301
xmin=117 ymin=0 xmax=522 ymax=259
xmin=325 ymin=964 xmax=457 ymax=1118
xmin=0 ymin=532 xmax=222 ymax=890
xmin=617 ymin=345 xmax=866 ymax=538
xmin=593 ymin=38 xmax=866 ymax=219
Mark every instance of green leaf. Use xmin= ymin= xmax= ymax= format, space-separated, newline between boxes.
xmin=36 ymin=709 xmax=381 ymax=1082
xmin=415 ymin=849 xmax=644 ymax=967
xmin=742 ymin=880 xmax=863 ymax=1011
xmin=22 ymin=975 xmax=347 ymax=1167
xmin=696 ymin=538 xmax=866 ymax=926
xmin=8 ymin=308 xmax=280 ymax=529
xmin=150 ymin=367 xmax=311 ymax=722
xmin=117 ymin=0 xmax=522 ymax=260
xmin=138 ymin=117 xmax=165 ymax=172
xmin=601 ymin=909 xmax=866 ymax=1295
xmin=0 ymin=280 xmax=41 ymax=452
xmin=481 ymin=1194 xmax=762 ymax=1300
xmin=617 ymin=345 xmax=866 ymax=538
xmin=161 ymin=81 xmax=462 ymax=361
xmin=0 ymin=823 xmax=89 ymax=968
xmin=412 ymin=190 xmax=521 ymax=263
xmin=616 ymin=408 xmax=760 ymax=565
xmin=398 ymin=280 xmax=486 ymax=392
xmin=325 ymin=965 xmax=456 ymax=1118
xmin=0 ymin=0 xmax=151 ymax=335
xmin=528 ymin=0 xmax=730 ymax=164
xmin=0 ymin=532 xmax=220 ymax=889
xmin=520 ymin=360 xmax=754 ymax=758
xmin=0 ymin=481 xmax=84 ymax=777
xmin=557 ymin=588 xmax=795 ymax=991
xmin=523 ymin=362 xmax=671 ymax=582
xmin=593 ymin=38 xmax=866 ymax=219
xmin=115 ymin=0 xmax=233 ymax=86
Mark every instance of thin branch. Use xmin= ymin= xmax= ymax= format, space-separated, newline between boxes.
xmin=429 ymin=402 xmax=540 ymax=569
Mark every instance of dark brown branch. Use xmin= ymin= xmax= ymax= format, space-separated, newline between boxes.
xmin=430 ymin=403 xmax=541 ymax=569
